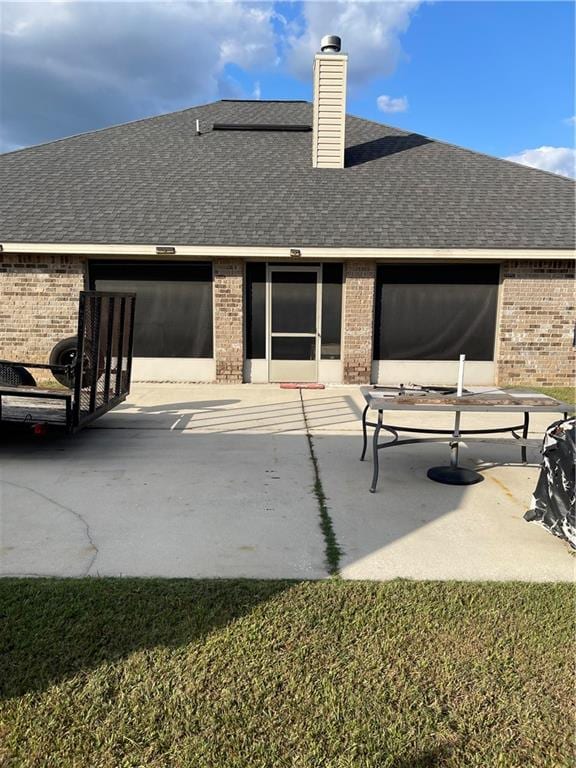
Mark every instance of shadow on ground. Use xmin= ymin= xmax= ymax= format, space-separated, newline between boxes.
xmin=0 ymin=392 xmax=569 ymax=583
xmin=0 ymin=578 xmax=292 ymax=700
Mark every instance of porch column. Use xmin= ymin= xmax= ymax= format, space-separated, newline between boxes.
xmin=213 ymin=258 xmax=244 ymax=383
xmin=342 ymin=260 xmax=376 ymax=384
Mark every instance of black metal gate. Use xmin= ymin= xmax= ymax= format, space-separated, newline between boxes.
xmin=0 ymin=291 xmax=135 ymax=433
xmin=72 ymin=291 xmax=136 ymax=429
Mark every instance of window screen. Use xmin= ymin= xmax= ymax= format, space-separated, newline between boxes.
xmin=246 ymin=262 xmax=266 ymax=359
xmin=321 ymin=263 xmax=343 ymax=359
xmin=271 ymin=271 xmax=317 ymax=334
xmin=272 ymin=337 xmax=316 ymax=360
xmin=374 ymin=264 xmax=499 ymax=361
xmin=247 ymin=263 xmax=342 ymax=360
xmin=90 ymin=262 xmax=213 ymax=358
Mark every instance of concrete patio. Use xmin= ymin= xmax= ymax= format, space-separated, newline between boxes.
xmin=0 ymin=384 xmax=573 ymax=581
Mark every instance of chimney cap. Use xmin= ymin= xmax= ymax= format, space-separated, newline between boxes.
xmin=320 ymin=35 xmax=341 ymax=53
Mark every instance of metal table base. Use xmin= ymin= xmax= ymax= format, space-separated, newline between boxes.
xmin=361 ymin=404 xmax=532 ymax=493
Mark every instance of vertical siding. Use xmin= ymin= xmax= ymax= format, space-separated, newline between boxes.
xmin=312 ymin=54 xmax=348 ymax=169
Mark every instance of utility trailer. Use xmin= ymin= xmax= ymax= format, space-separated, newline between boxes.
xmin=0 ymin=291 xmax=136 ymax=433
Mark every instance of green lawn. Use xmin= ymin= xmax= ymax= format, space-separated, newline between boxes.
xmin=0 ymin=579 xmax=573 ymax=768
xmin=512 ymin=386 xmax=575 ymax=404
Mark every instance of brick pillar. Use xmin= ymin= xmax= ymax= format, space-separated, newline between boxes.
xmin=496 ymin=260 xmax=576 ymax=387
xmin=0 ymin=253 xmax=85 ymax=364
xmin=213 ymin=258 xmax=244 ymax=383
xmin=342 ymin=260 xmax=376 ymax=384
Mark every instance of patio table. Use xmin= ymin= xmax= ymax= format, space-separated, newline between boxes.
xmin=360 ymin=386 xmax=572 ymax=492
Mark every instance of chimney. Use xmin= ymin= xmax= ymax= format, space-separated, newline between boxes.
xmin=312 ymin=35 xmax=348 ymax=169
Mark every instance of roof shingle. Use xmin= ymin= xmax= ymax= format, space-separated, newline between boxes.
xmin=0 ymin=100 xmax=574 ymax=249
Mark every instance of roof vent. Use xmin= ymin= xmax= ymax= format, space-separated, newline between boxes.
xmin=320 ymin=35 xmax=341 ymax=53
xmin=212 ymin=123 xmax=311 ymax=132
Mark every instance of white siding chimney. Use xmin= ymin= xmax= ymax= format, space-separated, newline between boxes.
xmin=312 ymin=35 xmax=348 ymax=169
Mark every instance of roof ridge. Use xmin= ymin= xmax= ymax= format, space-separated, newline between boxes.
xmin=347 ymin=111 xmax=576 ymax=183
xmin=220 ymin=99 xmax=310 ymax=103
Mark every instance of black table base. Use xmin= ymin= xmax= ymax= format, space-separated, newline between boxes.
xmin=426 ymin=466 xmax=484 ymax=485
xmin=361 ymin=404 xmax=531 ymax=492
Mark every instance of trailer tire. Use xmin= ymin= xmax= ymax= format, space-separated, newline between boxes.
xmin=50 ymin=336 xmax=104 ymax=389
xmin=49 ymin=337 xmax=80 ymax=388
xmin=0 ymin=363 xmax=37 ymax=387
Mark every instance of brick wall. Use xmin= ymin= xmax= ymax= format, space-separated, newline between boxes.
xmin=0 ymin=253 xmax=85 ymax=368
xmin=342 ymin=260 xmax=376 ymax=384
xmin=213 ymin=258 xmax=244 ymax=383
xmin=4 ymin=255 xmax=572 ymax=388
xmin=497 ymin=260 xmax=575 ymax=386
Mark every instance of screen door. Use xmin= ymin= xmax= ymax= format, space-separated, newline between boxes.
xmin=268 ymin=267 xmax=319 ymax=382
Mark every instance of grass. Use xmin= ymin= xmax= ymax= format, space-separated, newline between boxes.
xmin=299 ymin=389 xmax=343 ymax=575
xmin=0 ymin=579 xmax=574 ymax=768
xmin=508 ymin=385 xmax=575 ymax=405
xmin=536 ymin=386 xmax=575 ymax=404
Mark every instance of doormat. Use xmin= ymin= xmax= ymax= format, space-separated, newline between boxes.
xmin=280 ymin=383 xmax=326 ymax=390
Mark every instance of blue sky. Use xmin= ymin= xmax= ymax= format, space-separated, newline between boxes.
xmin=1 ymin=1 xmax=574 ymax=175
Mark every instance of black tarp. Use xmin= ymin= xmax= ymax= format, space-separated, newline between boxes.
xmin=525 ymin=418 xmax=575 ymax=548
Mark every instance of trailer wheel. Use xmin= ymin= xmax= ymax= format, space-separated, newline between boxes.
xmin=50 ymin=336 xmax=103 ymax=389
xmin=0 ymin=363 xmax=37 ymax=387
xmin=48 ymin=337 xmax=79 ymax=387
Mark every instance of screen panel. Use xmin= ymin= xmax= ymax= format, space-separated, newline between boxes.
xmin=90 ymin=262 xmax=213 ymax=358
xmin=321 ymin=263 xmax=343 ymax=360
xmin=374 ymin=264 xmax=499 ymax=361
xmin=271 ymin=271 xmax=317 ymax=334
xmin=271 ymin=337 xmax=316 ymax=360
xmin=246 ymin=262 xmax=266 ymax=359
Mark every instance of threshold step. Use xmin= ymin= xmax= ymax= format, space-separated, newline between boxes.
xmin=279 ymin=383 xmax=326 ymax=390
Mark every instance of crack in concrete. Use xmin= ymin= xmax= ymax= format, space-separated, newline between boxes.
xmin=1 ymin=480 xmax=99 ymax=576
xmin=299 ymin=389 xmax=343 ymax=577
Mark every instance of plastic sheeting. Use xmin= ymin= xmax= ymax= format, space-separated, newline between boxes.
xmin=525 ymin=418 xmax=576 ymax=548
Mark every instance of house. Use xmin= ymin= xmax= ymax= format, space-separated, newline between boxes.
xmin=1 ymin=36 xmax=574 ymax=387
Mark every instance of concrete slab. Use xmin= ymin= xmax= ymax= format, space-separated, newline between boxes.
xmin=97 ymin=384 xmax=309 ymax=434
xmin=0 ymin=385 xmax=325 ymax=579
xmin=1 ymin=383 xmax=571 ymax=582
xmin=302 ymin=388 xmax=574 ymax=582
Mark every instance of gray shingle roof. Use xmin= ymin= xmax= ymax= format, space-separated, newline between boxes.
xmin=1 ymin=100 xmax=574 ymax=249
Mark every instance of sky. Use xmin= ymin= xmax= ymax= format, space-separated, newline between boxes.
xmin=0 ymin=0 xmax=574 ymax=177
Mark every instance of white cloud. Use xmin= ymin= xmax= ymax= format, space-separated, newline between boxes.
xmin=0 ymin=1 xmax=277 ymax=150
xmin=287 ymin=0 xmax=422 ymax=86
xmin=377 ymin=94 xmax=408 ymax=113
xmin=505 ymin=147 xmax=576 ymax=178
xmin=252 ymin=81 xmax=262 ymax=100
xmin=0 ymin=0 xmax=423 ymax=152
xmin=565 ymin=116 xmax=576 ymax=125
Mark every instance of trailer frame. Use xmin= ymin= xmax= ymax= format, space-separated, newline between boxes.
xmin=0 ymin=291 xmax=136 ymax=433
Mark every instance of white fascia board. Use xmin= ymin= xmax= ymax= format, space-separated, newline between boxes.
xmin=1 ymin=242 xmax=575 ymax=260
